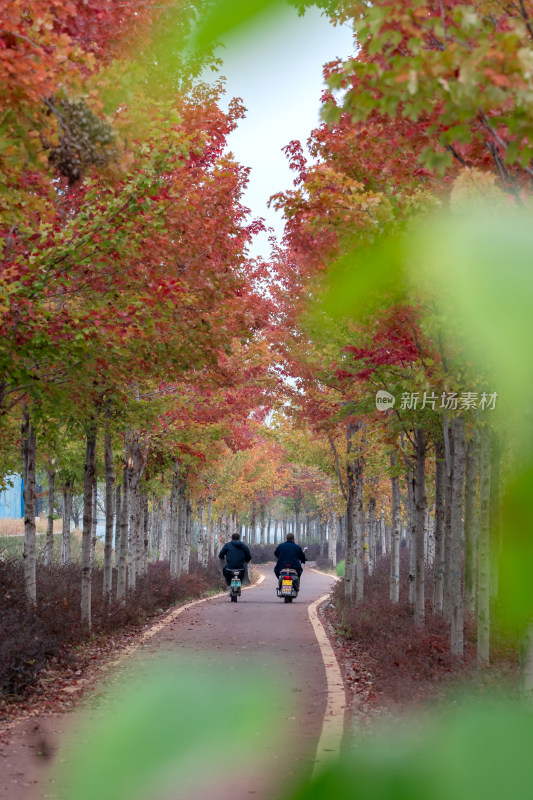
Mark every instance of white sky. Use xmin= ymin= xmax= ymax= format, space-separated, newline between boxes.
xmin=215 ymin=5 xmax=354 ymax=258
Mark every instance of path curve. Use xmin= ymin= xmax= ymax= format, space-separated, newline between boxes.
xmin=0 ymin=565 xmax=344 ymax=800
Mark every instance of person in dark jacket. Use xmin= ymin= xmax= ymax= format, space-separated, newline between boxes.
xmin=218 ymin=532 xmax=252 ymax=586
xmin=274 ymin=533 xmax=306 ymax=590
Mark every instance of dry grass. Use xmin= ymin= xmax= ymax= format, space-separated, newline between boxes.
xmin=0 ymin=517 xmax=62 ymax=536
xmin=0 ymin=528 xmax=106 ymax=566
xmin=0 ymin=519 xmax=23 ymax=536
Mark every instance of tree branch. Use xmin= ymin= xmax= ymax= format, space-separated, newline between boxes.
xmin=327 ymin=433 xmax=347 ymax=500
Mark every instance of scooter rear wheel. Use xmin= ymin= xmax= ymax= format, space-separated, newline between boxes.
xmin=231 ymin=594 xmax=238 ymax=602
xmin=284 ymin=596 xmax=293 ymax=603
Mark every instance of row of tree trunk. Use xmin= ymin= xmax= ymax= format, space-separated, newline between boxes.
xmin=341 ymin=415 xmax=501 ymax=665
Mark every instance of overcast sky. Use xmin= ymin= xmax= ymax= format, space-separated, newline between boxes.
xmin=215 ymin=6 xmax=354 ymax=258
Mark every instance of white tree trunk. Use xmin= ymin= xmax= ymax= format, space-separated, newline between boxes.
xmin=328 ymin=511 xmax=337 ymax=568
xmin=128 ymin=434 xmax=141 ymax=590
xmin=45 ymin=466 xmax=55 ymax=566
xmin=433 ymin=439 xmax=446 ymax=613
xmin=62 ymin=482 xmax=72 ymax=565
xmin=90 ymin=479 xmax=97 ymax=570
xmin=81 ymin=427 xmax=97 ymax=629
xmin=464 ymin=430 xmax=479 ymax=614
xmin=141 ymin=493 xmax=149 ymax=574
xmin=182 ymin=499 xmax=191 ymax=574
xmin=114 ymin=484 xmax=121 ymax=568
xmin=390 ymin=451 xmax=401 ymax=603
xmin=344 ymin=425 xmax=357 ymax=602
xmin=198 ymin=499 xmax=205 ymax=567
xmin=22 ymin=407 xmax=37 ymax=604
xmin=449 ymin=416 xmax=466 ymax=656
xmin=489 ymin=432 xmax=502 ymax=602
xmin=522 ymin=624 xmax=533 ymax=703
xmin=116 ymin=435 xmax=130 ymax=603
xmin=477 ymin=426 xmax=491 ymax=665
xmin=414 ymin=429 xmax=427 ymax=628
xmin=103 ymin=427 xmax=115 ymax=598
xmin=207 ymin=496 xmax=214 ymax=559
xmin=355 ymin=457 xmax=365 ymax=605
xmin=443 ymin=417 xmax=454 ymax=621
xmin=367 ymin=496 xmax=376 ymax=576
xmin=177 ymin=473 xmax=187 ymax=575
xmin=169 ymin=462 xmax=180 ymax=577
xmin=260 ymin=503 xmax=266 ymax=545
xmin=408 ymin=469 xmax=416 ymax=605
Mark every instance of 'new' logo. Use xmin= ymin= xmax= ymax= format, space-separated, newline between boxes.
xmin=376 ymin=390 xmax=395 ymax=411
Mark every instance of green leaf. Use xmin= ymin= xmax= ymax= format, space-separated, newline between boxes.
xmin=54 ymin=658 xmax=281 ymax=800
xmin=190 ymin=0 xmax=287 ymax=53
xmin=318 ymin=233 xmax=408 ymax=322
xmin=290 ymin=701 xmax=533 ymax=800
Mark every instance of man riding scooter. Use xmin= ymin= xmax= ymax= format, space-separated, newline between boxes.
xmin=274 ymin=532 xmax=306 ymax=592
xmin=218 ymin=532 xmax=251 ymax=589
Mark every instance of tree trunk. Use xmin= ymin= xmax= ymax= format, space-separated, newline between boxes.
xmin=443 ymin=417 xmax=454 ymax=620
xmin=367 ymin=495 xmax=376 ymax=576
xmin=464 ymin=430 xmax=479 ymax=614
xmin=390 ymin=450 xmax=401 ymax=603
xmin=295 ymin=492 xmax=301 ymax=540
xmin=81 ymin=425 xmax=97 ymax=629
xmin=62 ymin=482 xmax=72 ymax=565
xmin=521 ymin=624 xmax=533 ymax=703
xmin=251 ymin=504 xmax=257 ymax=545
xmin=103 ymin=427 xmax=115 ymax=598
xmin=354 ymin=456 xmax=365 ymax=604
xmin=152 ymin=498 xmax=162 ymax=562
xmin=177 ymin=472 xmax=187 ymax=575
xmin=90 ymin=478 xmax=97 ymax=570
xmin=142 ymin=492 xmax=149 ymax=574
xmin=477 ymin=425 xmax=492 ymax=665
xmin=407 ymin=469 xmax=416 ymax=604
xmin=182 ymin=498 xmax=191 ymax=574
xmin=434 ymin=438 xmax=446 ymax=613
xmin=116 ymin=435 xmax=130 ymax=603
xmin=449 ymin=416 xmax=466 ymax=656
xmin=169 ymin=461 xmax=180 ymax=577
xmin=127 ymin=433 xmax=141 ymax=590
xmin=414 ymin=429 xmax=427 ymax=628
xmin=45 ymin=466 xmax=55 ymax=566
xmin=344 ymin=424 xmax=357 ymax=601
xmin=489 ymin=431 xmax=502 ymax=601
xmin=338 ymin=514 xmax=345 ymax=554
xmin=426 ymin=509 xmax=435 ymax=566
xmin=114 ymin=484 xmax=121 ymax=568
xmin=207 ymin=496 xmax=213 ymax=562
xmin=21 ymin=407 xmax=37 ymax=604
xmin=328 ymin=511 xmax=337 ymax=567
xmin=198 ymin=499 xmax=205 ymax=567
xmin=161 ymin=497 xmax=170 ymax=561
xmin=259 ymin=503 xmax=266 ymax=545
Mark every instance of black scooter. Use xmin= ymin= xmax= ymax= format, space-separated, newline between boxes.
xmin=276 ymin=567 xmax=299 ymax=603
xmin=229 ymin=569 xmax=242 ymax=602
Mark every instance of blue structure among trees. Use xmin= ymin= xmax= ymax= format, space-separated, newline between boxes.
xmin=0 ymin=475 xmax=24 ymax=518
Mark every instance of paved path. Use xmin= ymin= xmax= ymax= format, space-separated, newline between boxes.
xmin=0 ymin=565 xmax=340 ymax=800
